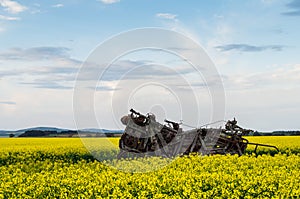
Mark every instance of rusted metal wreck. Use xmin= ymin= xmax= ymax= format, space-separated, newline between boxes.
xmin=118 ymin=109 xmax=278 ymax=159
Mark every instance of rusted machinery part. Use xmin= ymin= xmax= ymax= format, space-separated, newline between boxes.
xmin=247 ymin=142 xmax=279 ymax=154
xmin=164 ymin=119 xmax=180 ymax=130
xmin=129 ymin=109 xmax=149 ymax=126
xmin=119 ymin=126 xmax=177 ymax=154
xmin=120 ymin=133 xmax=149 ymax=153
xmin=118 ymin=109 xmax=280 ymax=158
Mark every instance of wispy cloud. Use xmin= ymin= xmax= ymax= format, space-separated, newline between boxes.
xmin=0 ymin=47 xmax=71 ymax=61
xmin=0 ymin=101 xmax=16 ymax=105
xmin=0 ymin=46 xmax=81 ymax=90
xmin=215 ymin=44 xmax=285 ymax=52
xmin=282 ymin=0 xmax=300 ymax=16
xmin=99 ymin=0 xmax=120 ymax=4
xmin=0 ymin=47 xmax=215 ymax=92
xmin=0 ymin=0 xmax=27 ymax=14
xmin=0 ymin=14 xmax=19 ymax=20
xmin=20 ymin=81 xmax=73 ymax=90
xmin=77 ymin=59 xmax=195 ymax=83
xmin=52 ymin=4 xmax=64 ymax=8
xmin=156 ymin=13 xmax=177 ymax=20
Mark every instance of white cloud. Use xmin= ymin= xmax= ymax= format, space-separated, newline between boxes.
xmin=0 ymin=14 xmax=19 ymax=20
xmin=99 ymin=0 xmax=120 ymax=4
xmin=52 ymin=4 xmax=64 ymax=8
xmin=0 ymin=0 xmax=27 ymax=14
xmin=156 ymin=13 xmax=177 ymax=20
xmin=224 ymin=64 xmax=300 ymax=90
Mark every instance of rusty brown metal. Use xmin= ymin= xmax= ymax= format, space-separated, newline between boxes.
xmin=117 ymin=109 xmax=279 ymax=159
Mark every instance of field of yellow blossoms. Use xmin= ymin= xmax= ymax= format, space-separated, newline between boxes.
xmin=0 ymin=136 xmax=299 ymax=198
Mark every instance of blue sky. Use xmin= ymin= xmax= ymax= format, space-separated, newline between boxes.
xmin=0 ymin=0 xmax=299 ymax=131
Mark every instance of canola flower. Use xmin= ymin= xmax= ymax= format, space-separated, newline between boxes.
xmin=0 ymin=137 xmax=299 ymax=198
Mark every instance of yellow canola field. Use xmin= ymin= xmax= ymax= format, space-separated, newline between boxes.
xmin=247 ymin=136 xmax=300 ymax=155
xmin=0 ymin=137 xmax=299 ymax=198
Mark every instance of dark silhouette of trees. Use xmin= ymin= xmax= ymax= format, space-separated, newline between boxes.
xmin=19 ymin=130 xmax=57 ymax=137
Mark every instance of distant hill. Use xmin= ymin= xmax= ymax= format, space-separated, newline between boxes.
xmin=252 ymin=131 xmax=300 ymax=136
xmin=0 ymin=127 xmax=68 ymax=137
xmin=1 ymin=127 xmax=299 ymax=138
xmin=0 ymin=127 xmax=123 ymax=138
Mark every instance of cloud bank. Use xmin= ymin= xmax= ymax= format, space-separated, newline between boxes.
xmin=0 ymin=46 xmax=81 ymax=90
xmin=215 ymin=44 xmax=285 ymax=52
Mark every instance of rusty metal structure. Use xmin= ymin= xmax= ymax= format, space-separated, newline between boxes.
xmin=118 ymin=109 xmax=279 ymax=159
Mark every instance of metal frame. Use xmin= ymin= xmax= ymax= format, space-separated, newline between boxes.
xmin=117 ymin=109 xmax=279 ymax=159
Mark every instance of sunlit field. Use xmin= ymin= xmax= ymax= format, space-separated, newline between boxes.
xmin=247 ymin=136 xmax=300 ymax=155
xmin=0 ymin=137 xmax=299 ymax=198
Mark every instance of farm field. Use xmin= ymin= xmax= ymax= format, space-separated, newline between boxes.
xmin=0 ymin=137 xmax=299 ymax=198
